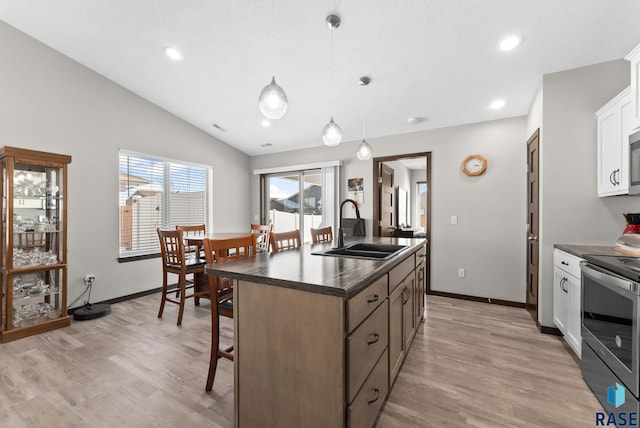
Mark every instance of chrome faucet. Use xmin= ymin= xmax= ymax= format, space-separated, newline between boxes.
xmin=336 ymin=198 xmax=358 ymax=248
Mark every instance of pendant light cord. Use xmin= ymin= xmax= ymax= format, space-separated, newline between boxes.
xmin=330 ymin=26 xmax=334 ymax=114
xmin=271 ymin=0 xmax=276 ymax=76
xmin=362 ymin=84 xmax=366 ymax=139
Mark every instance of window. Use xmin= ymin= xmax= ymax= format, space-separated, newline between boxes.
xmin=119 ymin=150 xmax=211 ymax=260
xmin=256 ymin=162 xmax=340 ymax=244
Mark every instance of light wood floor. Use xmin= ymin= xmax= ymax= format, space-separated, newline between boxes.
xmin=0 ymin=294 xmax=601 ymax=427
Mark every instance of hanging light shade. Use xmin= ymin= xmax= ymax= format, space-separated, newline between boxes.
xmin=323 ymin=117 xmax=342 ymax=146
xmin=356 ymin=139 xmax=372 ymax=160
xmin=258 ymin=76 xmax=288 ymax=119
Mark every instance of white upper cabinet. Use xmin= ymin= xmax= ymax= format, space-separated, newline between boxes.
xmin=596 ymin=86 xmax=632 ymax=196
xmin=625 ymin=43 xmax=640 ymax=132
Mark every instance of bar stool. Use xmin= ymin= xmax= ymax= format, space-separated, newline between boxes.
xmin=203 ymin=233 xmax=257 ymax=391
xmin=250 ymin=223 xmax=273 ymax=253
xmin=270 ymin=229 xmax=301 ymax=252
xmin=310 ymin=226 xmax=333 ymax=244
xmin=157 ymin=228 xmax=205 ymax=326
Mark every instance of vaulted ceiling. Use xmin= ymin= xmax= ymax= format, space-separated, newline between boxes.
xmin=2 ymin=1 xmax=640 ymax=156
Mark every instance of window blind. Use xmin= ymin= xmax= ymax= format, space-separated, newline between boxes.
xmin=119 ymin=151 xmax=211 ymax=259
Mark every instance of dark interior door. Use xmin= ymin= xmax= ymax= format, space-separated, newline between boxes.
xmin=379 ymin=163 xmax=394 ymax=237
xmin=526 ymin=129 xmax=540 ymax=323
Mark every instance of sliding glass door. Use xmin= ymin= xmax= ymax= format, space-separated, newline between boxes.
xmin=263 ymin=169 xmax=326 ymax=244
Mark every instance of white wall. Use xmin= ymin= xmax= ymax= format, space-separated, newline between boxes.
xmin=250 ymin=116 xmax=528 ymax=303
xmin=538 ymin=59 xmax=638 ymax=326
xmin=0 ymin=22 xmax=251 ymax=306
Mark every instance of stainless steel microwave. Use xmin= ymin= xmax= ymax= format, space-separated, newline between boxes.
xmin=630 ymin=129 xmax=640 ymax=194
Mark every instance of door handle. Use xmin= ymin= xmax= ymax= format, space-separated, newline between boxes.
xmin=527 ymin=235 xmax=538 ymax=241
xmin=610 ymin=170 xmax=616 ymax=185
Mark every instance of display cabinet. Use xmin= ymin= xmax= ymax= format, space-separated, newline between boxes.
xmin=0 ymin=146 xmax=71 ymax=342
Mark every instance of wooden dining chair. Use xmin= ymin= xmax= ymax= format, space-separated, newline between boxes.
xmin=310 ymin=226 xmax=333 ymax=244
xmin=176 ymin=224 xmax=206 ymax=259
xmin=157 ymin=228 xmax=206 ymax=326
xmin=203 ymin=233 xmax=257 ymax=391
xmin=270 ymin=229 xmax=302 ymax=252
xmin=250 ymin=223 xmax=272 ymax=253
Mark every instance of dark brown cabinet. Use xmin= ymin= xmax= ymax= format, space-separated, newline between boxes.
xmin=0 ymin=147 xmax=71 ymax=342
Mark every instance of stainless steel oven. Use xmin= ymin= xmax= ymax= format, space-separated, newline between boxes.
xmin=629 ymin=129 xmax=640 ymax=194
xmin=582 ymin=262 xmax=640 ymax=398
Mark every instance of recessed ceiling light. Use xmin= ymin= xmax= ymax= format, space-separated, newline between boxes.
xmin=498 ymin=35 xmax=522 ymax=52
xmin=164 ymin=46 xmax=182 ymax=61
xmin=261 ymin=119 xmax=271 ymax=127
xmin=490 ymin=99 xmax=506 ymax=109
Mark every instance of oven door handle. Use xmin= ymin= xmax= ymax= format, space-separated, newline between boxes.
xmin=582 ymin=263 xmax=638 ymax=294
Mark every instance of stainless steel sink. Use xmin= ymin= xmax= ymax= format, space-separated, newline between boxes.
xmin=312 ymin=243 xmax=408 ymax=260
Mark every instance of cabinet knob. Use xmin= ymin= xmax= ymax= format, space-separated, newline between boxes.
xmin=527 ymin=235 xmax=538 ymax=241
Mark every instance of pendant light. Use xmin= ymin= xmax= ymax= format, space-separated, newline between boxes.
xmin=258 ymin=0 xmax=288 ymax=120
xmin=322 ymin=14 xmax=342 ymax=146
xmin=356 ymin=76 xmax=373 ymax=160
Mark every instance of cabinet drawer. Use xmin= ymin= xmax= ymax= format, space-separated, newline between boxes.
xmin=553 ymin=250 xmax=583 ymax=278
xmin=348 ymin=275 xmax=387 ymax=332
xmin=347 ymin=300 xmax=388 ymax=404
xmin=347 ymin=349 xmax=389 ymax=428
xmin=389 ymin=257 xmax=414 ymax=293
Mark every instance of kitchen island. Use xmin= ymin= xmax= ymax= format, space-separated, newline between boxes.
xmin=205 ymin=236 xmax=427 ymax=428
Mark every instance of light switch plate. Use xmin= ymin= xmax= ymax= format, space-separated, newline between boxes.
xmin=451 ymin=215 xmax=458 ymax=225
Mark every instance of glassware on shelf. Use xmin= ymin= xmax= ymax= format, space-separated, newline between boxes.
xmin=13 ymin=247 xmax=58 ymax=267
xmin=13 ymin=301 xmax=60 ymax=326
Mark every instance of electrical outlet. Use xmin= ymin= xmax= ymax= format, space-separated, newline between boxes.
xmin=84 ymin=274 xmax=96 ymax=284
xmin=458 ymin=268 xmax=465 ymax=278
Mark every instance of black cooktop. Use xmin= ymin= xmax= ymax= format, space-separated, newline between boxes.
xmin=584 ymin=254 xmax=640 ymax=282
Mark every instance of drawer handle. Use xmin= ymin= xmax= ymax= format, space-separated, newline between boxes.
xmin=367 ymin=387 xmax=380 ymax=405
xmin=418 ymin=254 xmax=426 ymax=258
xmin=367 ymin=333 xmax=380 ymax=345
xmin=402 ymin=287 xmax=410 ymax=305
xmin=367 ymin=294 xmax=379 ymax=304
xmin=561 ymin=261 xmax=569 ymax=266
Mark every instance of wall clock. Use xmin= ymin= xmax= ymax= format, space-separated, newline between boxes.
xmin=461 ymin=154 xmax=487 ymax=176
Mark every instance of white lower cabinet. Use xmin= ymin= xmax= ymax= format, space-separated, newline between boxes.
xmin=553 ymin=249 xmax=583 ymax=358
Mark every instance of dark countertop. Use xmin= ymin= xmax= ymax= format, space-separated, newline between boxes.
xmin=205 ymin=237 xmax=427 ymax=298
xmin=554 ymin=244 xmax=621 ymax=258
